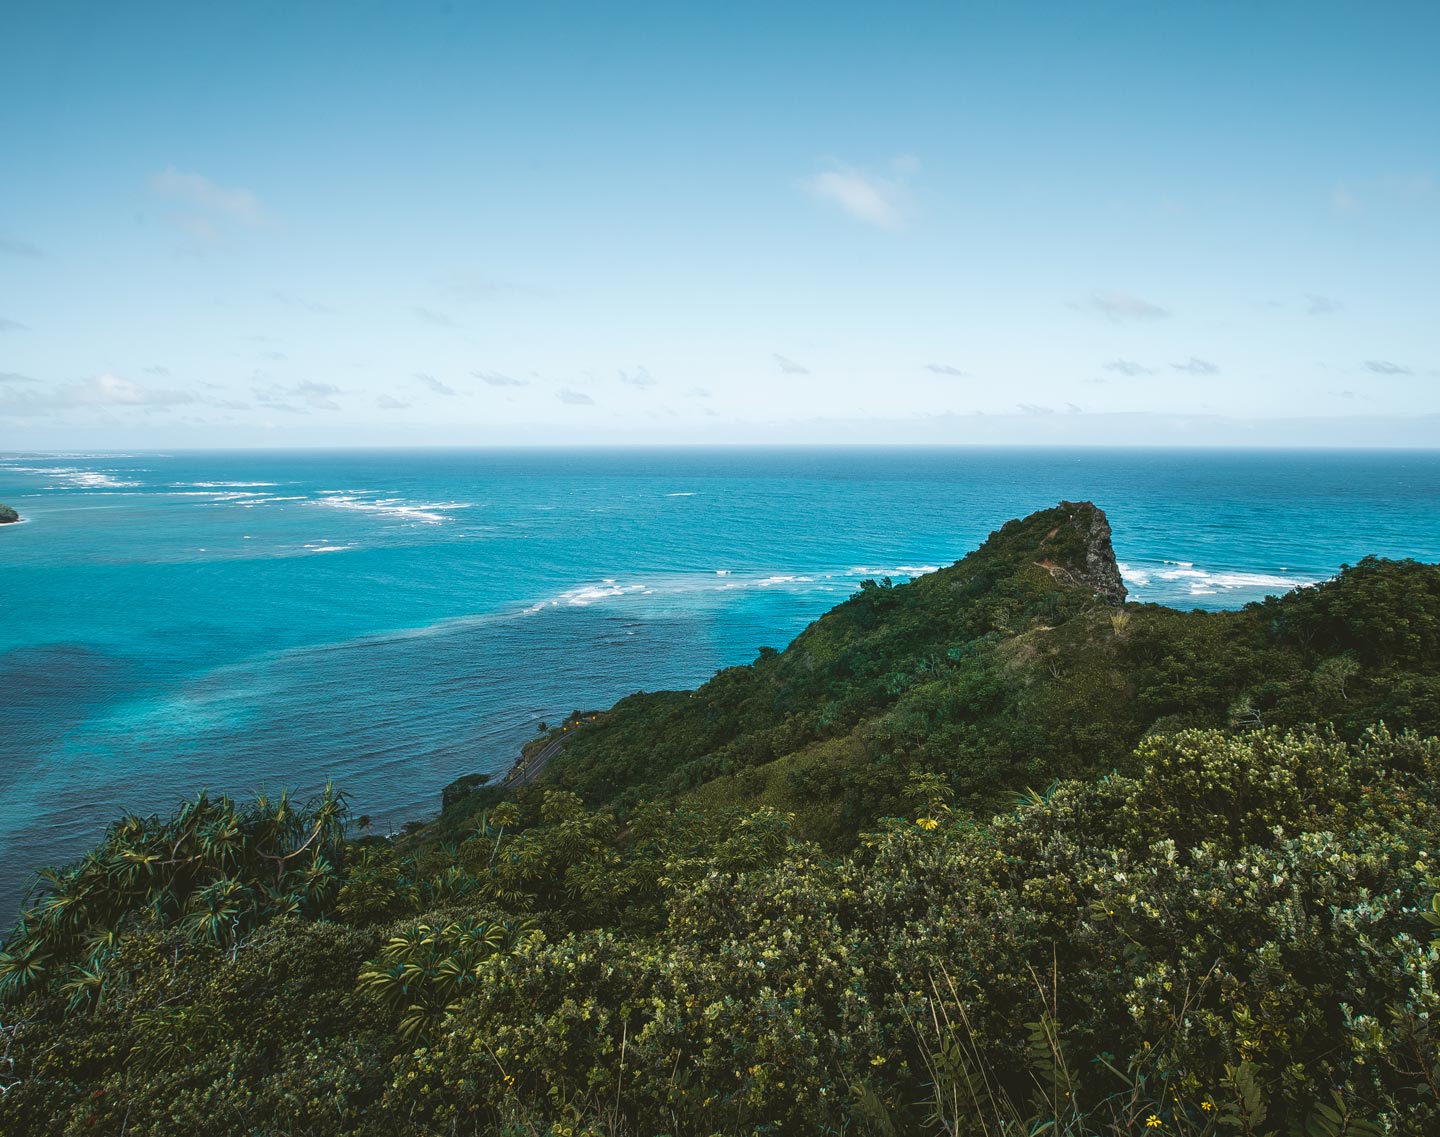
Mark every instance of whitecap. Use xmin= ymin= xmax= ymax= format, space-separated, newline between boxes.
xmin=311 ymin=495 xmax=469 ymax=524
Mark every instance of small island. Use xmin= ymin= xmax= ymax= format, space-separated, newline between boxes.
xmin=0 ymin=503 xmax=19 ymax=524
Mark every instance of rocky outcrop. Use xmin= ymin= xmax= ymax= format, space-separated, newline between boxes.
xmin=0 ymin=503 xmax=19 ymax=525
xmin=1072 ymin=500 xmax=1127 ymax=604
xmin=1031 ymin=501 xmax=1128 ymax=604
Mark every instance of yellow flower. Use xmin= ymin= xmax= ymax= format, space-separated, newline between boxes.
xmin=916 ymin=817 xmax=939 ymax=831
xmin=1200 ymin=1101 xmax=1214 ymax=1112
xmin=1146 ymin=1116 xmax=1162 ymax=1129
xmin=870 ymin=1055 xmax=887 ymax=1066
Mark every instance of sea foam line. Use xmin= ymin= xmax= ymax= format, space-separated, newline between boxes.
xmin=311 ymin=494 xmax=471 ymax=524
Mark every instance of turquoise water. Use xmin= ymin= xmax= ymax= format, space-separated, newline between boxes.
xmin=3 ymin=446 xmax=1439 ymax=917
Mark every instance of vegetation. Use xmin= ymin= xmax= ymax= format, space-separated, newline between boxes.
xmin=3 ymin=502 xmax=1439 ymax=1136
xmin=0 ymin=502 xmax=19 ymax=524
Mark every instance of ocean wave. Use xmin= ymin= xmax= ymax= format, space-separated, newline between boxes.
xmin=1121 ymin=560 xmax=1321 ymax=598
xmin=557 ymin=581 xmax=650 ymax=606
xmin=894 ymin=564 xmax=940 ymax=576
xmin=311 ymin=494 xmax=470 ymax=524
xmin=2 ymin=465 xmax=140 ymax=489
xmin=665 ymin=491 xmax=698 ymax=497
xmin=175 ymin=486 xmax=279 ymax=495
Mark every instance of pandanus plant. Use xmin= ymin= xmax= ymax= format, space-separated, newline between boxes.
xmin=358 ymin=916 xmax=539 ymax=1040
xmin=0 ymin=784 xmax=349 ymax=1008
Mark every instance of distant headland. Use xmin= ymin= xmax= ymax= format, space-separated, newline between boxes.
xmin=0 ymin=503 xmax=19 ymax=525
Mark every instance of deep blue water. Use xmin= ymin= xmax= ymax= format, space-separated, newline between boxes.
xmin=3 ymin=446 xmax=1439 ymax=918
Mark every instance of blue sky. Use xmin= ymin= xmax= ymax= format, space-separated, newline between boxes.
xmin=1 ymin=1 xmax=1437 ymax=447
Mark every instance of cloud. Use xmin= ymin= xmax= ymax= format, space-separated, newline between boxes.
xmin=0 ymin=235 xmax=41 ymax=258
xmin=1103 ymin=359 xmax=1155 ymax=376
xmin=144 ymin=365 xmax=172 ymax=377
xmin=803 ymin=157 xmax=914 ymax=230
xmin=925 ymin=363 xmax=969 ymax=377
xmin=619 ymin=366 xmax=656 ymax=388
xmin=432 ymin=272 xmax=551 ymax=301
xmin=0 ymin=373 xmax=198 ymax=416
xmin=773 ymin=353 xmax=810 ymax=375
xmin=1171 ymin=357 xmax=1220 ymax=375
xmin=414 ymin=372 xmax=457 ymax=396
xmin=1364 ymin=359 xmax=1411 ymax=375
xmin=1333 ymin=176 xmax=1434 ymax=215
xmin=0 ymin=316 xmax=29 ymax=331
xmin=1331 ymin=184 xmax=1360 ymax=214
xmin=270 ymin=290 xmax=334 ymax=314
xmin=686 ymin=386 xmax=712 ymax=398
xmin=149 ymin=167 xmax=264 ymax=238
xmin=1017 ymin=403 xmax=1055 ymax=415
xmin=1071 ymin=292 xmax=1170 ymax=322
xmin=90 ymin=373 xmax=197 ymax=406
xmin=255 ymin=381 xmax=342 ymax=411
xmin=1306 ymin=294 xmax=1343 ymax=316
xmin=0 ymin=371 xmax=38 ymax=384
xmin=558 ymin=388 xmax=595 ymax=405
xmin=413 ymin=307 xmax=458 ymax=328
xmin=473 ymin=371 xmax=528 ymax=387
xmin=376 ymin=394 xmax=411 ymax=409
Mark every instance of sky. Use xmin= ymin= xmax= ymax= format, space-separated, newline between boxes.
xmin=1 ymin=1 xmax=1437 ymax=448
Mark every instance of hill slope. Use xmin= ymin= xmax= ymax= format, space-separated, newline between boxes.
xmin=467 ymin=500 xmax=1439 ymax=846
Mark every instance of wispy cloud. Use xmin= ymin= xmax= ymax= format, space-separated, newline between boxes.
xmin=270 ymin=290 xmax=334 ymax=314
xmin=1171 ymin=357 xmax=1220 ymax=375
xmin=0 ymin=316 xmax=30 ymax=332
xmin=255 ymin=381 xmax=342 ymax=411
xmin=149 ymin=167 xmax=264 ymax=241
xmin=0 ymin=373 xmax=198 ymax=416
xmin=474 ymin=371 xmax=528 ymax=387
xmin=1333 ymin=175 xmax=1435 ymax=215
xmin=413 ymin=307 xmax=458 ymax=328
xmin=143 ymin=365 xmax=172 ymax=377
xmin=433 ymin=271 xmax=551 ymax=301
xmin=0 ymin=371 xmax=39 ymax=384
xmin=1306 ymin=294 xmax=1343 ymax=316
xmin=1331 ymin=184 xmax=1360 ymax=214
xmin=150 ymin=167 xmax=263 ymax=222
xmin=773 ymin=353 xmax=810 ymax=375
xmin=1071 ymin=292 xmax=1170 ymax=322
xmin=1103 ymin=359 xmax=1156 ymax=376
xmin=376 ymin=394 xmax=411 ymax=409
xmin=1364 ymin=359 xmax=1411 ymax=375
xmin=619 ymin=366 xmax=656 ymax=388
xmin=414 ymin=372 xmax=457 ymax=396
xmin=925 ymin=363 xmax=969 ymax=377
xmin=558 ymin=387 xmax=595 ymax=405
xmin=1017 ymin=402 xmax=1055 ymax=415
xmin=0 ymin=235 xmax=41 ymax=258
xmin=802 ymin=157 xmax=915 ymax=230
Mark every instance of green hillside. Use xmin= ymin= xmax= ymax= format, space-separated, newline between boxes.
xmin=3 ymin=502 xmax=1440 ymax=1137
xmin=468 ymin=501 xmax=1439 ymax=846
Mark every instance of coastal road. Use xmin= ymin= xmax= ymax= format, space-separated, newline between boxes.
xmin=507 ymin=722 xmax=589 ymax=785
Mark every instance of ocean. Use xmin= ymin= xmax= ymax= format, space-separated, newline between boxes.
xmin=3 ymin=446 xmax=1439 ymax=918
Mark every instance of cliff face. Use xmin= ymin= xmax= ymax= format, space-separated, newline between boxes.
xmin=0 ymin=504 xmax=19 ymax=525
xmin=1052 ymin=499 xmax=1127 ymax=604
